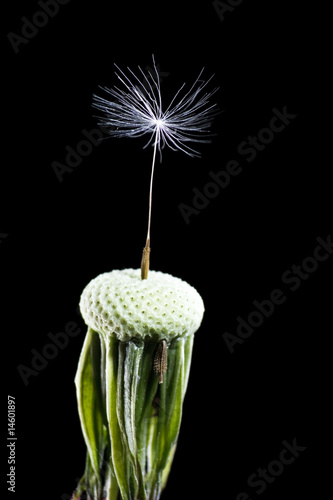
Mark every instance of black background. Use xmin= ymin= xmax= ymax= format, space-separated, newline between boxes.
xmin=2 ymin=1 xmax=331 ymax=499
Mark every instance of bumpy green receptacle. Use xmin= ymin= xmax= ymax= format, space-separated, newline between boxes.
xmin=73 ymin=269 xmax=204 ymax=500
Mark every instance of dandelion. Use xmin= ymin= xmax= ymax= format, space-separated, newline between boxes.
xmin=73 ymin=57 xmax=217 ymax=500
xmin=92 ymin=56 xmax=219 ymax=278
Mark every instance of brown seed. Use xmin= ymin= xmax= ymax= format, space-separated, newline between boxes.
xmin=154 ymin=340 xmax=167 ymax=383
xmin=141 ymin=238 xmax=151 ymax=280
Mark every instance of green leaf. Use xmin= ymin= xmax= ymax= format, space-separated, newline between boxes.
xmin=105 ymin=337 xmax=133 ymax=500
xmin=74 ymin=328 xmax=109 ymax=498
xmin=77 ymin=333 xmax=195 ymax=500
xmin=116 ymin=341 xmax=145 ymax=498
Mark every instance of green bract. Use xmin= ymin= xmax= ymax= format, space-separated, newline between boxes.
xmin=74 ymin=269 xmax=204 ymax=500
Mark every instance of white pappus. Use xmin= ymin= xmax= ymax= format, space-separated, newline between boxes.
xmin=92 ymin=55 xmax=219 ymax=159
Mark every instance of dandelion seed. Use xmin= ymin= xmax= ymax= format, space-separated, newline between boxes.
xmin=154 ymin=339 xmax=168 ymax=384
xmin=92 ymin=56 xmax=219 ymax=278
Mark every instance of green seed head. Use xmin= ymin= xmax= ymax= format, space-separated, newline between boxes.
xmin=79 ymin=268 xmax=204 ymax=342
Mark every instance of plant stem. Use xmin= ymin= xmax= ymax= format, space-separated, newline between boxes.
xmin=147 ymin=137 xmax=158 ymax=243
